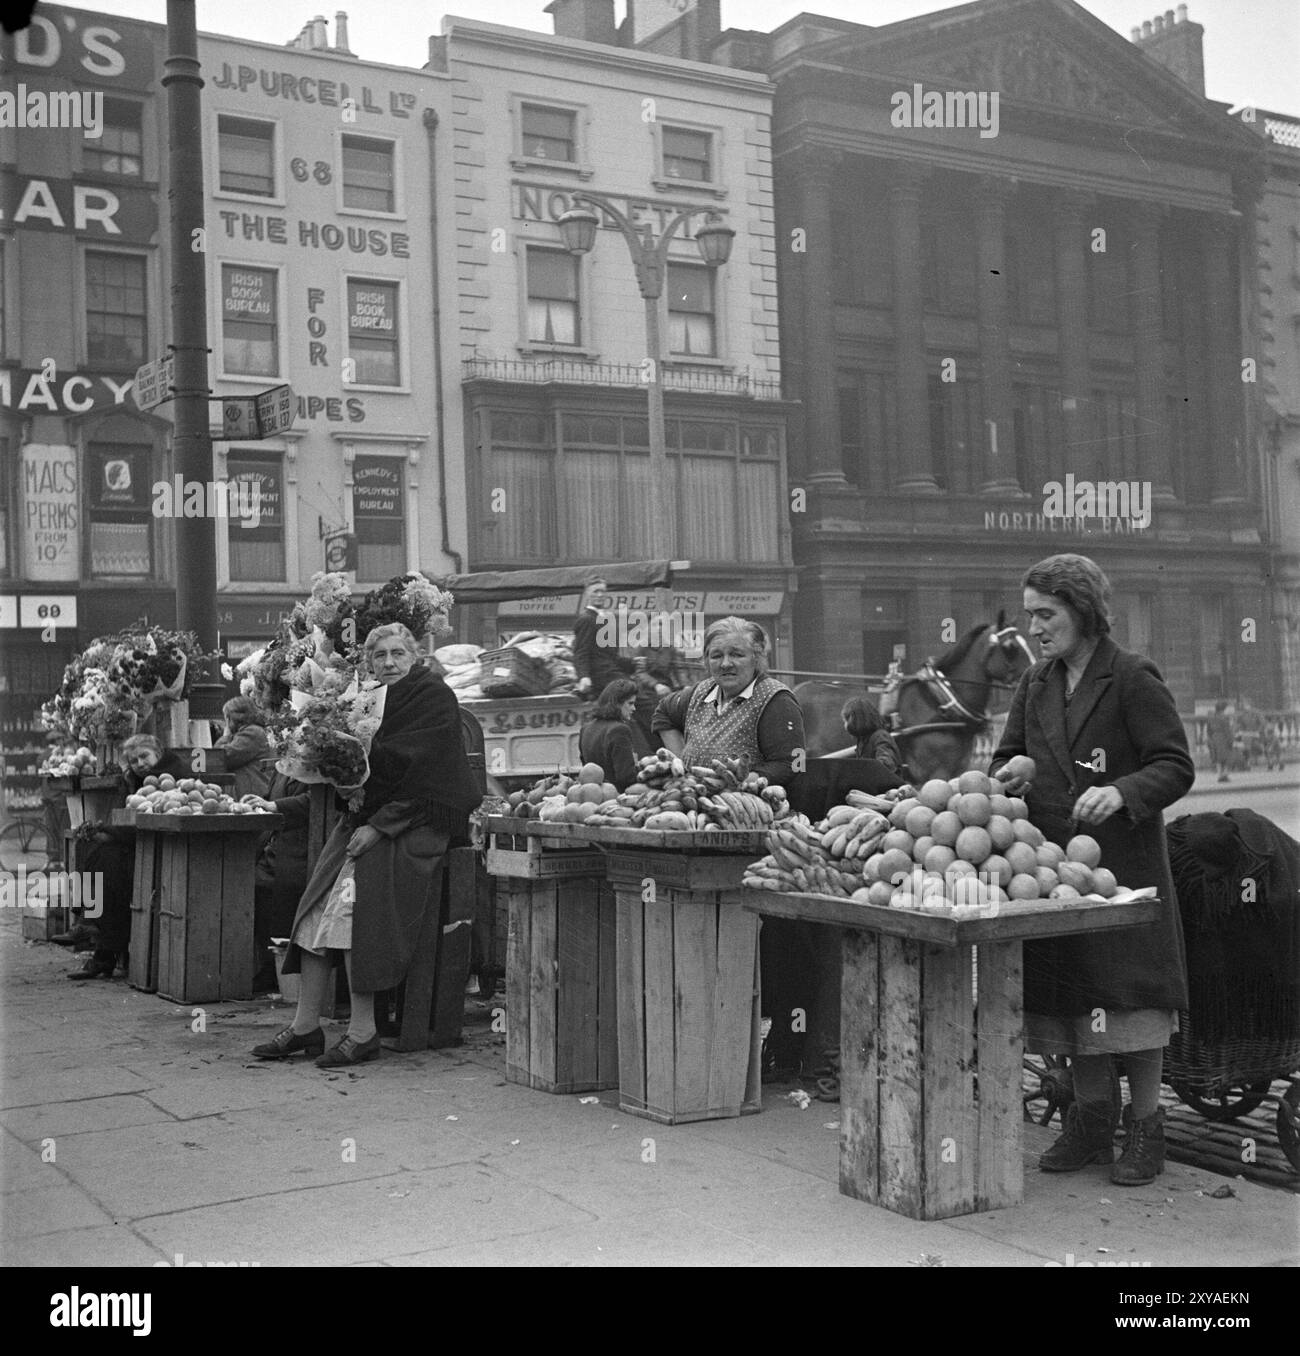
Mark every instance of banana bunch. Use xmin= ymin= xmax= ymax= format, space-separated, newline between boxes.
xmin=845 ymin=787 xmax=914 ymax=814
xmin=815 ymin=804 xmax=890 ymax=859
xmin=743 ymin=815 xmax=864 ymax=896
xmin=698 ymin=789 xmax=775 ymax=830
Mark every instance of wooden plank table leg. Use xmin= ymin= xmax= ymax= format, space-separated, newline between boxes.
xmin=128 ymin=834 xmax=157 ymax=992
xmin=708 ymin=896 xmax=756 ymax=1118
xmin=557 ymin=876 xmax=600 ymax=1091
xmin=526 ymin=881 xmax=558 ymax=1088
xmin=217 ymin=838 xmax=255 ymax=1000
xmin=504 ymin=882 xmax=532 ymax=1087
xmin=919 ymin=942 xmax=977 ymax=1219
xmin=615 ymin=886 xmax=647 ymax=1116
xmin=672 ymin=890 xmax=717 ymax=1119
xmin=974 ymin=939 xmax=1024 ymax=1211
xmin=596 ymin=882 xmax=619 ymax=1088
xmin=840 ymin=930 xmax=880 ymax=1202
xmin=741 ymin=920 xmax=763 ymax=1115
xmin=876 ymin=934 xmax=925 ymax=1217
xmin=640 ymin=889 xmax=676 ymax=1122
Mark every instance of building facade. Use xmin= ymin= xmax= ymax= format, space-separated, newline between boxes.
xmin=434 ymin=7 xmax=796 ymax=661
xmin=1 ymin=4 xmax=170 ymax=810
xmin=703 ymin=0 xmax=1280 ymax=712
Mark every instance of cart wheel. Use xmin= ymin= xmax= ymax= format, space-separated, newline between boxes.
xmin=1168 ymin=1079 xmax=1270 ymax=1122
xmin=1023 ymin=1054 xmax=1074 ymax=1126
xmin=1276 ymin=1084 xmax=1300 ymax=1175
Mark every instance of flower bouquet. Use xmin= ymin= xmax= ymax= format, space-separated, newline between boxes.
xmin=275 ymin=671 xmax=386 ymax=810
xmin=349 ymin=573 xmax=455 ymax=653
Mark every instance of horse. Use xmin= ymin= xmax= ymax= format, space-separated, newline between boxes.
xmin=793 ymin=614 xmax=1035 ymax=782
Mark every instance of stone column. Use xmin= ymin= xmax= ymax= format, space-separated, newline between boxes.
xmin=1201 ymin=213 xmax=1246 ymax=505
xmin=975 ymin=176 xmax=1020 ymax=495
xmin=792 ymin=147 xmax=846 ymax=485
xmin=890 ymin=162 xmax=937 ymax=493
xmin=1053 ymin=189 xmax=1092 ymax=489
xmin=1130 ymin=200 xmax=1175 ymax=503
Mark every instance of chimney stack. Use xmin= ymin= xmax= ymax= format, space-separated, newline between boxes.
xmin=545 ymin=0 xmax=618 ymax=46
xmin=334 ymin=11 xmax=352 ymax=54
xmin=1131 ymin=5 xmax=1205 ymax=95
xmin=312 ymin=15 xmax=328 ymax=48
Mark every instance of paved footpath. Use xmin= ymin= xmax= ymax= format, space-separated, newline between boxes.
xmin=2 ymin=913 xmax=1295 ymax=1269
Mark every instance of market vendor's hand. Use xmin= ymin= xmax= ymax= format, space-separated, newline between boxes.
xmin=1072 ymin=784 xmax=1123 ymax=826
xmin=993 ymin=766 xmax=1031 ymax=796
xmin=346 ymin=825 xmax=382 ymax=858
xmin=241 ymin=795 xmax=274 ymax=812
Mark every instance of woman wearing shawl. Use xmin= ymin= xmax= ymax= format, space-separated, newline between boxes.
xmin=251 ymin=623 xmax=481 ymax=1068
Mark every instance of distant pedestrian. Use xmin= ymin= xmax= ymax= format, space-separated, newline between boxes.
xmin=840 ymin=695 xmax=905 ymax=773
xmin=1205 ymin=701 xmax=1234 ymax=783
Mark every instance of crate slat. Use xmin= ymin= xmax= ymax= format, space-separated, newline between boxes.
xmin=974 ymin=940 xmax=1023 ymax=1211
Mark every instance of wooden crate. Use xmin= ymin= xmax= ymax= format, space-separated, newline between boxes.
xmin=607 ymin=849 xmax=762 ymax=1124
xmin=487 ymin=832 xmax=604 ymax=880
xmin=21 ymin=894 xmax=71 ymax=941
xmin=125 ymin=814 xmax=279 ymax=1002
xmin=502 ymin=871 xmax=619 ymax=1094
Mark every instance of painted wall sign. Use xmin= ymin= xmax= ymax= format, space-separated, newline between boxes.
xmin=209 ymin=65 xmax=417 ymax=119
xmin=0 ymin=176 xmax=158 ymax=239
xmin=2 ymin=4 xmax=158 ymax=91
xmin=21 ymin=445 xmax=80 ymax=581
xmin=352 ymin=457 xmax=401 ymax=516
xmin=0 ymin=367 xmax=137 ymax=415
xmin=226 ymin=457 xmax=283 ymax=541
xmin=514 ymin=183 xmax=720 ymax=235
xmin=702 ymin=591 xmax=784 ymax=615
xmin=19 ymin=594 xmax=77 ymax=628
xmin=214 ymin=211 xmax=409 ymax=257
xmin=348 ymin=281 xmax=395 ymax=336
xmin=222 ymin=266 xmax=273 ymax=320
xmin=496 ymin=594 xmax=581 ymax=618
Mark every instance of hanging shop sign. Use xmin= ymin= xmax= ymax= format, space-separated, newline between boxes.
xmin=702 ymin=591 xmax=785 ymax=616
xmin=0 ymin=367 xmax=138 ymax=416
xmin=0 ymin=176 xmax=158 ymax=240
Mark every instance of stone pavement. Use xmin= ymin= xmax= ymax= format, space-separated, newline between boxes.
xmin=2 ymin=913 xmax=1296 ymax=1269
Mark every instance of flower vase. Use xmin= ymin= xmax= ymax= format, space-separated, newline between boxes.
xmin=155 ymin=699 xmax=190 ymax=748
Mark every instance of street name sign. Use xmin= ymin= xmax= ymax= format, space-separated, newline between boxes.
xmin=133 ymin=355 xmax=175 ymax=411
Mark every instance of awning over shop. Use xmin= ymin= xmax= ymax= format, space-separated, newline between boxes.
xmin=435 ymin=559 xmax=680 ymax=605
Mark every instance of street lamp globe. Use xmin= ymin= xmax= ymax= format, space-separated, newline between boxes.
xmin=558 ymin=206 xmax=600 ymax=255
xmin=694 ymin=218 xmax=736 ymax=267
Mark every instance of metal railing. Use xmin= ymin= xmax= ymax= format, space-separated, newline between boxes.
xmin=463 ymin=355 xmax=784 ymax=400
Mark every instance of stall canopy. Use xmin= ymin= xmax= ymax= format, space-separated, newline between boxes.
xmin=433 ymin=560 xmax=682 ymax=606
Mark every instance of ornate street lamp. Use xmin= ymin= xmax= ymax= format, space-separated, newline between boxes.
xmin=557 ymin=195 xmax=734 ymax=561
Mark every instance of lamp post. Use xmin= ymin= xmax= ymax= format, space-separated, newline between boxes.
xmin=557 ymin=196 xmax=734 ymax=566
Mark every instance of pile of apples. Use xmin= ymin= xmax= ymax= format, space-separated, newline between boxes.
xmin=851 ymin=766 xmax=1128 ymax=913
xmin=503 ymin=764 xmax=618 ymax=824
xmin=124 ymin=774 xmax=271 ymax=816
xmin=42 ymin=746 xmax=96 ymax=777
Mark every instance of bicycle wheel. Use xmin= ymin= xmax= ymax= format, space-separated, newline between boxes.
xmin=0 ymin=820 xmax=49 ymax=873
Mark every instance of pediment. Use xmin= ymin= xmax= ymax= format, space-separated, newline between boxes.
xmin=794 ymin=0 xmax=1240 ymax=140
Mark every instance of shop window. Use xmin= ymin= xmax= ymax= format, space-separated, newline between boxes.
xmin=218 ymin=115 xmax=275 ymax=197
xmin=526 ymin=249 xmax=580 ymax=346
xmin=84 ymin=98 xmax=143 ymax=177
xmin=520 ymin=103 xmax=576 ymax=162
xmin=661 ymin=127 xmax=712 ymax=182
xmin=85 ymin=251 xmax=146 ymax=366
xmin=352 ymin=456 xmax=405 ymax=580
xmin=667 ymin=263 xmax=715 ymax=357
xmin=346 ymin=279 xmax=400 ymax=385
xmin=341 ymin=135 xmax=395 ymax=213
xmin=221 ymin=265 xmax=278 ymax=377
xmin=86 ymin=445 xmax=152 ymax=578
xmin=226 ymin=452 xmax=285 ymax=582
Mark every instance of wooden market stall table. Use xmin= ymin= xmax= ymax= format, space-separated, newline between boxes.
xmin=113 ymin=808 xmax=282 ymax=1003
xmin=485 ymin=816 xmax=768 ymax=1124
xmin=742 ymin=887 xmax=1161 ymax=1220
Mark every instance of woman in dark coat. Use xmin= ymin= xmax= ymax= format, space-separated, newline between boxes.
xmin=991 ymin=553 xmax=1194 ymax=1186
xmin=251 ymin=623 xmax=482 ymax=1068
xmin=578 ymin=678 xmax=644 ymax=791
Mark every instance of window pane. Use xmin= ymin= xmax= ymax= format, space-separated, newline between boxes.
xmin=342 ymin=135 xmax=394 ymax=212
xmin=668 ymin=265 xmax=715 ymax=356
xmin=680 ymin=456 xmax=734 ymax=560
xmin=347 ymin=280 xmax=399 ymax=384
xmin=86 ymin=252 xmax=146 ymax=366
xmin=85 ymin=98 xmax=142 ymax=176
xmin=221 ymin=266 xmax=277 ymax=376
xmin=663 ymin=127 xmax=711 ymax=181
xmin=489 ymin=450 xmax=556 ymax=560
xmin=522 ymin=105 xmax=575 ymax=161
xmin=738 ymin=461 xmax=779 ymax=562
xmin=227 ymin=454 xmax=284 ymax=582
xmin=562 ymin=450 xmax=619 ymax=558
xmin=219 ymin=117 xmax=274 ymax=196
xmin=528 ymin=251 xmax=579 ymax=344
xmin=352 ymin=457 xmax=404 ymax=578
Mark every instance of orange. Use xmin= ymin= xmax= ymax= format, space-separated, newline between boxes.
xmin=987 ymin=814 xmax=1015 ymax=851
xmin=1011 ymin=819 xmax=1044 ymax=847
xmin=1066 ymin=835 xmax=1102 ymax=867
xmin=983 ymin=854 xmax=1012 ymax=887
xmin=923 ymin=844 xmax=956 ymax=874
xmin=866 ymin=880 xmax=894 ymax=907
xmin=988 ymin=793 xmax=1014 ymax=819
xmin=954 ymin=825 xmax=993 ymax=864
xmin=917 ymin=779 xmax=952 ymax=812
xmin=929 ymin=811 xmax=962 ymax=846
xmin=1004 ymin=842 xmax=1038 ymax=876
xmin=950 ymin=875 xmax=987 ymax=908
xmin=1049 ymin=883 xmax=1081 ymax=899
xmin=1091 ymin=867 xmax=1118 ymax=897
xmin=201 ymin=800 xmax=221 ymax=815
xmin=882 ymin=829 xmax=914 ymax=856
xmin=1007 ymin=872 xmax=1039 ymax=900
xmin=1034 ymin=866 xmax=1060 ymax=896
xmin=911 ymin=835 xmax=934 ymax=862
xmin=877 ymin=848 xmax=914 ymax=885
xmin=957 ymin=770 xmax=993 ymax=795
xmin=1058 ymin=861 xmax=1093 ymax=893
xmin=1036 ymin=842 xmax=1066 ymax=867
xmin=1006 ymin=798 xmax=1030 ymax=821
xmin=888 ymin=797 xmax=920 ymax=828
xmin=904 ymin=805 xmax=936 ymax=838
xmin=956 ymin=793 xmax=992 ymax=827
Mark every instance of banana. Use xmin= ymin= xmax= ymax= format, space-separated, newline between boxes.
xmin=825 ymin=805 xmax=858 ymax=829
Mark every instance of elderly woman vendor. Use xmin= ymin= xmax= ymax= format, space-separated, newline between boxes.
xmin=651 ymin=617 xmax=805 ymax=784
xmin=251 ymin=622 xmax=481 ymax=1068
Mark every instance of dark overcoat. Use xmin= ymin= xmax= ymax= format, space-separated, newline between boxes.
xmin=990 ymin=635 xmax=1195 ymax=1016
xmin=282 ymin=667 xmax=481 ymax=992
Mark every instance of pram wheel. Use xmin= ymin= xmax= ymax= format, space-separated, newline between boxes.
xmin=1169 ymin=1078 xmax=1270 ymax=1122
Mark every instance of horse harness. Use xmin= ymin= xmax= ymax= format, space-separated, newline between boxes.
xmin=893 ymin=626 xmax=1031 ymax=740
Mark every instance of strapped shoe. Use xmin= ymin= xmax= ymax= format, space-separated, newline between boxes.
xmin=250 ymin=1026 xmax=325 ymax=1060
xmin=316 ymin=1033 xmax=381 ymax=1069
xmin=1112 ymin=1105 xmax=1166 ymax=1186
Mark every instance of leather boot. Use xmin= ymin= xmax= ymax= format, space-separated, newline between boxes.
xmin=1112 ymin=1105 xmax=1165 ymax=1185
xmin=1038 ymin=1100 xmax=1118 ymax=1172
